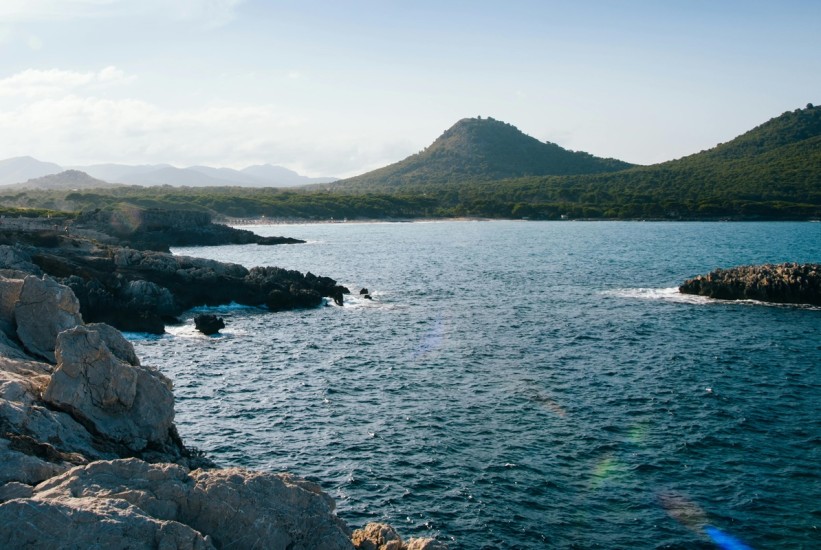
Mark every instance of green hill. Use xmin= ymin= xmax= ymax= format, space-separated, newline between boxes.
xmin=334 ymin=117 xmax=634 ymax=190
xmin=481 ymin=104 xmax=821 ymax=219
xmin=0 ymin=105 xmax=818 ymax=221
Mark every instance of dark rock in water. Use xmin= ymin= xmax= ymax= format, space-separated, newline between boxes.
xmin=194 ymin=314 xmax=225 ymax=335
xmin=363 ymin=294 xmax=372 ymax=300
xmin=679 ymin=263 xmax=821 ymax=306
xmin=359 ymin=288 xmax=369 ymax=295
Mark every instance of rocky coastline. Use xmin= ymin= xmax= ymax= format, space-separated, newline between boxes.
xmin=679 ymin=263 xmax=821 ymax=306
xmin=0 ymin=218 xmax=446 ymax=549
xmin=1 ymin=220 xmax=348 ymax=334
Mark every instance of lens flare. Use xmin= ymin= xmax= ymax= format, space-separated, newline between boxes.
xmin=658 ymin=491 xmax=754 ymax=549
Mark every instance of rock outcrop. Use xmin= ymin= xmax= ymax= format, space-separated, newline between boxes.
xmin=0 ymin=270 xmax=447 ymax=548
xmin=352 ymin=523 xmax=448 ymax=550
xmin=0 ymin=459 xmax=354 ymax=550
xmin=679 ymin=263 xmax=821 ymax=306
xmin=0 ymin=234 xmax=349 ymax=334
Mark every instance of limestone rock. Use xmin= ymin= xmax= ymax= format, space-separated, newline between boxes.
xmin=0 ymin=245 xmax=42 ymax=276
xmin=0 ymin=331 xmax=29 ymax=361
xmin=25 ymin=458 xmax=354 ymax=550
xmin=352 ymin=523 xmax=448 ymax=550
xmin=15 ymin=275 xmax=83 ymax=362
xmin=0 ymin=481 xmax=33 ymax=502
xmin=43 ymin=325 xmax=173 ymax=452
xmin=0 ymin=496 xmax=215 ymax=550
xmin=0 ymin=276 xmax=24 ymax=338
xmin=353 ymin=523 xmax=404 ymax=550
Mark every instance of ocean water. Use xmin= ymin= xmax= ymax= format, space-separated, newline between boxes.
xmin=129 ymin=221 xmax=821 ymax=549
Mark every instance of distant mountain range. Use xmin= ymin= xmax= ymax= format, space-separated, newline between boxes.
xmin=332 ymin=117 xmax=634 ymax=190
xmin=8 ymin=170 xmax=117 ymax=191
xmin=0 ymin=157 xmax=337 ymax=188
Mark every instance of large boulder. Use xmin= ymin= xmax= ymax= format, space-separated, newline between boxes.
xmin=15 ymin=275 xmax=83 ymax=362
xmin=2 ymin=458 xmax=354 ymax=550
xmin=43 ymin=325 xmax=174 ymax=452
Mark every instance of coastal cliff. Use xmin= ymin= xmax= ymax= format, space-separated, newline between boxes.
xmin=679 ymin=263 xmax=821 ymax=306
xmin=0 ymin=273 xmax=445 ymax=549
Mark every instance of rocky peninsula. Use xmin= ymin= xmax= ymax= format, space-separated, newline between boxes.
xmin=0 ymin=216 xmax=348 ymax=333
xmin=679 ymin=263 xmax=821 ymax=306
xmin=0 ymin=217 xmax=446 ymax=549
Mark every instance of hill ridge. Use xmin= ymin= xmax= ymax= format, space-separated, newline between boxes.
xmin=335 ymin=116 xmax=634 ymax=190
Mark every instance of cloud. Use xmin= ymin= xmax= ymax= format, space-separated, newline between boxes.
xmin=0 ymin=63 xmax=413 ymax=177
xmin=0 ymin=88 xmax=396 ymax=176
xmin=0 ymin=66 xmax=134 ymax=97
xmin=0 ymin=0 xmax=245 ymax=27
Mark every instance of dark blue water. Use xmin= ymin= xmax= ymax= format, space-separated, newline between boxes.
xmin=129 ymin=221 xmax=821 ymax=549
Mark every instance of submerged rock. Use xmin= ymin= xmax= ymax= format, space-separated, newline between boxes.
xmin=679 ymin=263 xmax=821 ymax=306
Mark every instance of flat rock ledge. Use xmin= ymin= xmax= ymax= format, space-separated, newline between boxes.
xmin=679 ymin=263 xmax=821 ymax=306
xmin=0 ymin=275 xmax=446 ymax=549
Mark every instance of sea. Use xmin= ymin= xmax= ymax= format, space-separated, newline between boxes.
xmin=128 ymin=221 xmax=821 ymax=549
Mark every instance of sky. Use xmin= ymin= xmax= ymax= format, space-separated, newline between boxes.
xmin=0 ymin=0 xmax=819 ymax=178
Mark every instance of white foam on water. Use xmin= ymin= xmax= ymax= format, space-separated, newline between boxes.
xmin=602 ymin=287 xmax=712 ymax=305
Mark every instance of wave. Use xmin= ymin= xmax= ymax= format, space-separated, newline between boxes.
xmin=603 ymin=287 xmax=821 ymax=310
xmin=602 ymin=287 xmax=711 ymax=305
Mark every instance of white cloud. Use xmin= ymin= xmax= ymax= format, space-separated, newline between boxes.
xmin=0 ymin=66 xmax=134 ymax=97
xmin=0 ymin=88 xmax=395 ymax=176
xmin=0 ymin=0 xmax=244 ymax=27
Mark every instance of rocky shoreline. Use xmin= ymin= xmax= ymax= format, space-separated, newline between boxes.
xmin=1 ymin=222 xmax=348 ymax=334
xmin=0 ymin=218 xmax=446 ymax=549
xmin=679 ymin=263 xmax=821 ymax=306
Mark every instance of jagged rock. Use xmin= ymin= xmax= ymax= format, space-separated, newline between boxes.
xmin=8 ymin=458 xmax=354 ymax=550
xmin=0 ymin=245 xmax=42 ymax=276
xmin=0 ymin=481 xmax=33 ymax=502
xmin=0 ymin=438 xmax=69 ymax=485
xmin=679 ymin=263 xmax=821 ymax=306
xmin=0 ymin=496 xmax=215 ymax=550
xmin=194 ymin=314 xmax=225 ymax=335
xmin=0 ymin=276 xmax=24 ymax=338
xmin=352 ymin=523 xmax=446 ymax=550
xmin=353 ymin=523 xmax=404 ymax=550
xmin=43 ymin=325 xmax=174 ymax=452
xmin=405 ymin=538 xmax=449 ymax=550
xmin=14 ymin=275 xmax=83 ymax=362
xmin=360 ymin=288 xmax=369 ymax=295
xmin=0 ymin=331 xmax=29 ymax=361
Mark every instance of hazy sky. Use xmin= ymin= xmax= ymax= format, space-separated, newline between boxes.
xmin=0 ymin=1 xmax=819 ymax=177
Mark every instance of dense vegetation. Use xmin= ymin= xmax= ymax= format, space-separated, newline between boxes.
xmin=333 ymin=117 xmax=634 ymax=190
xmin=0 ymin=105 xmax=818 ymax=221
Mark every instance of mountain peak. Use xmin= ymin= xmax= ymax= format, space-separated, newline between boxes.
xmin=335 ymin=116 xmax=634 ymax=189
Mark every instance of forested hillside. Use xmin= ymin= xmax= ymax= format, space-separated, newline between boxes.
xmin=0 ymin=106 xmax=818 ymax=220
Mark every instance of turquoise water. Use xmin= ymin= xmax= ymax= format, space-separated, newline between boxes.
xmin=130 ymin=221 xmax=821 ymax=549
